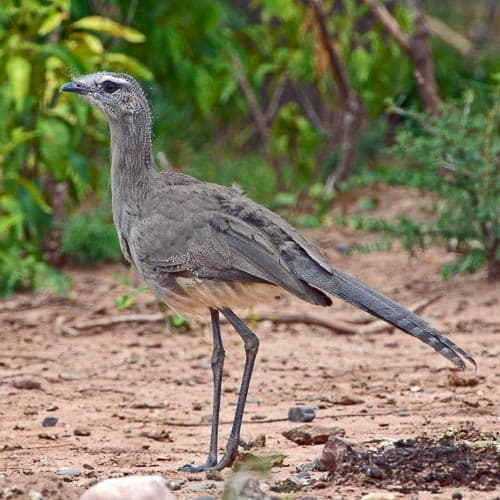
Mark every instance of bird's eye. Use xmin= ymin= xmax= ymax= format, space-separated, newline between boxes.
xmin=102 ymin=81 xmax=120 ymax=94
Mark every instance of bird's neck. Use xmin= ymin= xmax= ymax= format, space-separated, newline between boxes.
xmin=108 ymin=112 xmax=157 ymax=202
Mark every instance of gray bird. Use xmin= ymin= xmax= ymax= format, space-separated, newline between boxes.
xmin=61 ymin=72 xmax=476 ymax=472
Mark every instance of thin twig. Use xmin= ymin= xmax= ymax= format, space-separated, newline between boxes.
xmin=231 ymin=51 xmax=270 ymax=145
xmin=58 ymin=313 xmax=165 ymax=336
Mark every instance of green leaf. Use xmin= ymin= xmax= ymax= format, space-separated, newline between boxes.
xmin=273 ymin=191 xmax=297 ymax=206
xmin=38 ymin=11 xmax=67 ymax=36
xmin=115 ymin=294 xmax=133 ymax=310
xmin=16 ymin=178 xmax=52 ymax=213
xmin=103 ymin=53 xmax=153 ymax=80
xmin=72 ymin=16 xmax=146 ymax=43
xmin=5 ymin=56 xmax=31 ymax=112
xmin=0 ymin=214 xmax=23 ymax=236
xmin=40 ymin=44 xmax=86 ymax=73
xmin=37 ymin=117 xmax=71 ymax=178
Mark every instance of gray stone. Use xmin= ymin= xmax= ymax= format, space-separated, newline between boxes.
xmin=288 ymin=405 xmax=316 ymax=422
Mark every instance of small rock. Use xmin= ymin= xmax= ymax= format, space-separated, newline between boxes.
xmin=396 ymin=410 xmax=411 ymax=417
xmin=247 ymin=433 xmax=266 ymax=449
xmin=74 ymin=426 xmax=91 ymax=436
xmin=463 ymin=399 xmax=479 ymax=408
xmin=282 ymin=424 xmax=345 ymax=445
xmin=56 ymin=467 xmax=81 ymax=477
xmin=335 ymin=395 xmax=364 ymax=405
xmin=38 ymin=432 xmax=58 ymax=441
xmin=250 ymin=414 xmax=267 ymax=421
xmin=186 ymin=482 xmax=211 ymax=492
xmin=28 ymin=491 xmax=44 ymax=500
xmin=246 ymin=396 xmax=261 ymax=404
xmin=205 ymin=471 xmax=223 ymax=481
xmin=2 ymin=487 xmax=24 ymax=497
xmin=335 ymin=243 xmax=351 ymax=254
xmin=80 ymin=475 xmax=174 ymax=500
xmin=42 ymin=417 xmax=58 ymax=427
xmin=46 ymin=404 xmax=59 ymax=411
xmin=448 ymin=372 xmax=480 ymax=387
xmin=139 ymin=429 xmax=172 ymax=441
xmin=451 ymin=492 xmax=463 ymax=500
xmin=12 ymin=379 xmax=42 ymax=390
xmin=366 ymin=465 xmax=385 ymax=478
xmin=288 ymin=405 xmax=316 ymax=423
xmin=361 ymin=494 xmax=396 ymax=500
xmin=129 ymin=402 xmax=165 ymax=409
xmin=320 ymin=436 xmax=351 ymax=473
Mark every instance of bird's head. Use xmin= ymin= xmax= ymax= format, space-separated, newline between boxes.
xmin=60 ymin=72 xmax=149 ymax=122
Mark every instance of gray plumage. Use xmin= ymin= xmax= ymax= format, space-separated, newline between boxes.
xmin=61 ymin=72 xmax=476 ymax=471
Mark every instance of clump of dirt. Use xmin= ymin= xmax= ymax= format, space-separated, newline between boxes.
xmin=322 ymin=428 xmax=499 ymax=493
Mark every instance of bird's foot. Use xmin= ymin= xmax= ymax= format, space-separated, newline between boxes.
xmin=179 ymin=462 xmax=216 ymax=473
xmin=179 ymin=440 xmax=239 ymax=473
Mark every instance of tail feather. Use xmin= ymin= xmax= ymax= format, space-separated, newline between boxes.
xmin=289 ymin=255 xmax=476 ymax=370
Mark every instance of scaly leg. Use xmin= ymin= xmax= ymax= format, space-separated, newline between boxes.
xmin=180 ymin=308 xmax=226 ymax=472
xmin=180 ymin=307 xmax=259 ymax=472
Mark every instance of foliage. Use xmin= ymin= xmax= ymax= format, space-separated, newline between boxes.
xmin=341 ymin=89 xmax=500 ymax=279
xmin=0 ymin=0 xmax=498 ymax=293
xmin=61 ymin=208 xmax=121 ymax=264
xmin=0 ymin=0 xmax=150 ymax=294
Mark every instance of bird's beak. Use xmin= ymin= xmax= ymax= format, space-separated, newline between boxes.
xmin=60 ymin=81 xmax=89 ymax=95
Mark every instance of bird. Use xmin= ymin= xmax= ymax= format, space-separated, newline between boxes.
xmin=61 ymin=72 xmax=476 ymax=472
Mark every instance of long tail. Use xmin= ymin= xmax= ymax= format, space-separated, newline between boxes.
xmin=288 ymin=255 xmax=476 ymax=370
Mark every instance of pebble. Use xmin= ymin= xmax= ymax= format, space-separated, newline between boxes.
xmin=12 ymin=379 xmax=42 ymax=390
xmin=320 ymin=436 xmax=350 ymax=473
xmin=335 ymin=243 xmax=351 ymax=254
xmin=361 ymin=494 xmax=395 ymax=500
xmin=282 ymin=424 xmax=345 ymax=445
xmin=397 ymin=410 xmax=411 ymax=417
xmin=28 ymin=491 xmax=44 ymax=500
xmin=336 ymin=395 xmax=365 ymax=405
xmin=56 ymin=467 xmax=82 ymax=477
xmin=42 ymin=417 xmax=58 ymax=427
xmin=80 ymin=475 xmax=174 ymax=500
xmin=74 ymin=426 xmax=91 ymax=436
xmin=246 ymin=396 xmax=261 ymax=404
xmin=186 ymin=482 xmax=211 ymax=492
xmin=288 ymin=405 xmax=316 ymax=423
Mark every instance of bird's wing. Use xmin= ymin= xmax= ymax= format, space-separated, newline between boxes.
xmin=128 ymin=186 xmax=331 ymax=306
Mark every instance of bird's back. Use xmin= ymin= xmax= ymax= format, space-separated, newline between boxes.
xmin=118 ymin=170 xmax=333 ymax=315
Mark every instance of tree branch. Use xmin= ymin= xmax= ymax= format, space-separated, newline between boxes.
xmin=307 ymin=0 xmax=364 ymax=189
xmin=362 ymin=0 xmax=441 ymax=113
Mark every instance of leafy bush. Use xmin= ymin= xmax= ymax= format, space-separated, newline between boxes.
xmin=0 ymin=0 xmax=150 ymax=294
xmin=341 ymin=89 xmax=499 ymax=280
xmin=61 ymin=209 xmax=121 ymax=264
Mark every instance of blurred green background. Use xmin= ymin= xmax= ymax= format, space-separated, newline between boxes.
xmin=0 ymin=0 xmax=498 ymax=294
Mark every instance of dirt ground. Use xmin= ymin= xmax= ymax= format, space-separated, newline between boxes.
xmin=0 ymin=207 xmax=498 ymax=498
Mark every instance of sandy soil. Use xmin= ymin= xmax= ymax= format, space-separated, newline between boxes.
xmin=0 ymin=221 xmax=498 ymax=499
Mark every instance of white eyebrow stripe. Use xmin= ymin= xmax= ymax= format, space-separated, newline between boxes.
xmin=97 ymin=75 xmax=129 ymax=86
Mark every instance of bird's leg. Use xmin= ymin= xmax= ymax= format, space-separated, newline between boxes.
xmin=212 ymin=307 xmax=259 ymax=470
xmin=180 ymin=308 xmax=259 ymax=472
xmin=180 ymin=308 xmax=225 ymax=472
